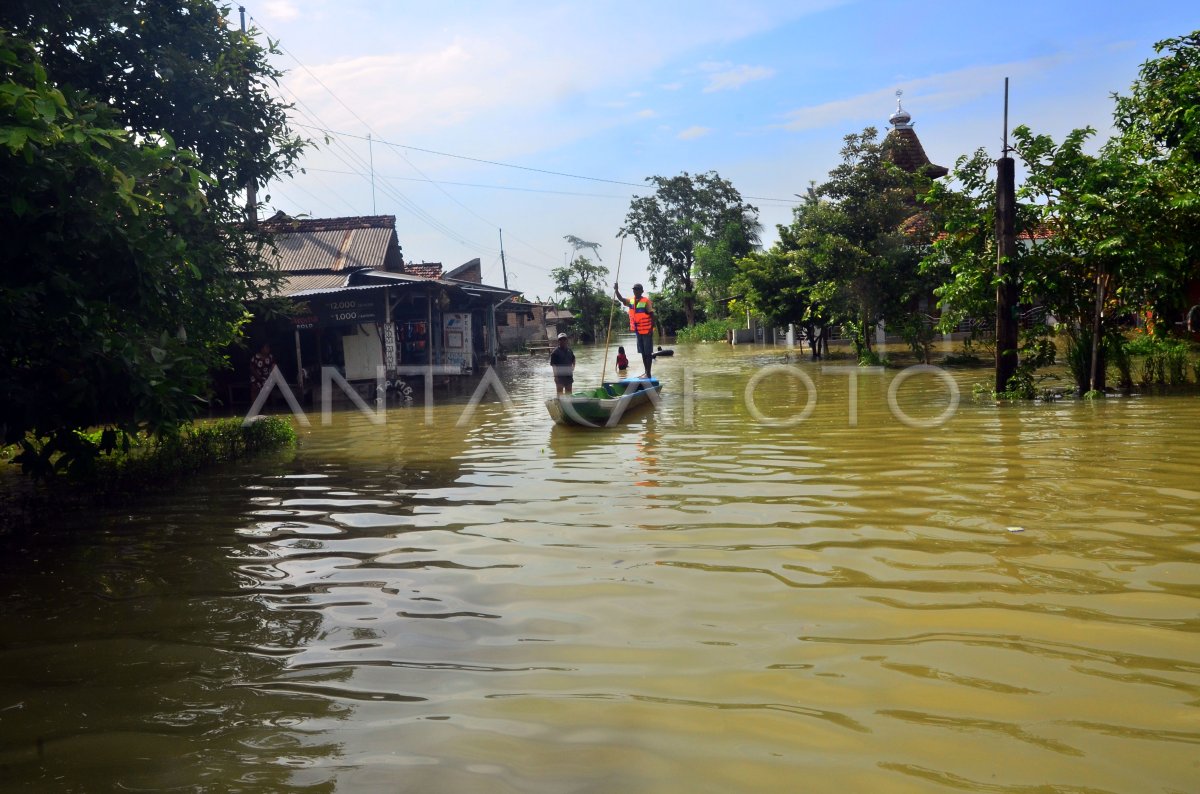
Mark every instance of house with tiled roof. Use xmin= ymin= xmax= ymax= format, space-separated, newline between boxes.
xmin=228 ymin=214 xmax=517 ymax=404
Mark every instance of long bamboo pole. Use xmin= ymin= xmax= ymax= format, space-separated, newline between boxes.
xmin=599 ymin=236 xmax=625 ymax=384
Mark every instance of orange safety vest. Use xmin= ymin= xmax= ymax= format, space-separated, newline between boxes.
xmin=627 ymin=296 xmax=653 ymax=334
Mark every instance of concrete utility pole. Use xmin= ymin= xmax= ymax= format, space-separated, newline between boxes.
xmin=368 ymin=133 xmax=375 ymax=214
xmin=995 ymin=78 xmax=1019 ymax=393
xmin=499 ymin=229 xmax=509 ymax=290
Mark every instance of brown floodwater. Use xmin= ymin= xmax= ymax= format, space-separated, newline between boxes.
xmin=1 ymin=342 xmax=1198 ymax=792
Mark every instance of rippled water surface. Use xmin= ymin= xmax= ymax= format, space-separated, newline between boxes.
xmin=2 ymin=343 xmax=1199 ymax=792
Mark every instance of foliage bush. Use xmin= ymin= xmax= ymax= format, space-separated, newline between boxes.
xmin=1107 ymin=335 xmax=1134 ymax=392
xmin=10 ymin=417 xmax=296 ymax=486
xmin=857 ymin=348 xmax=888 ymax=367
xmin=1063 ymin=327 xmax=1125 ymax=394
xmin=1127 ymin=336 xmax=1194 ymax=386
xmin=999 ymin=335 xmax=1057 ymax=400
xmin=675 ymin=317 xmax=739 ymax=343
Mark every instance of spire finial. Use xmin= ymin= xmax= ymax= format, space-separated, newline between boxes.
xmin=890 ymin=89 xmax=912 ymax=129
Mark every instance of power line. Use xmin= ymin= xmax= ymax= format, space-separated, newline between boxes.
xmin=303 ymin=167 xmax=631 ymax=198
xmin=292 ymin=122 xmax=647 ymax=189
xmin=291 ymin=122 xmax=797 ymax=204
xmin=275 ymin=82 xmax=496 ymax=255
xmin=259 ymin=16 xmax=798 ymax=212
xmin=253 ymin=15 xmax=795 ymax=281
xmin=256 ymin=15 xmax=500 ymax=256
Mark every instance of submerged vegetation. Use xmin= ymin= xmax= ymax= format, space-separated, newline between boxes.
xmin=1 ymin=416 xmax=296 ymax=525
xmin=966 ymin=329 xmax=1200 ymax=401
xmin=675 ymin=317 xmax=740 ymax=343
xmin=3 ymin=416 xmax=297 ymax=481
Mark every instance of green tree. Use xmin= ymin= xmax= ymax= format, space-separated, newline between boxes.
xmin=0 ymin=6 xmax=305 ymax=477
xmin=551 ymin=255 xmax=611 ymax=343
xmin=818 ymin=127 xmax=935 ymax=358
xmin=742 ymin=129 xmax=930 ymax=361
xmin=694 ymin=213 xmax=761 ymax=318
xmin=1109 ymin=29 xmax=1200 ymax=325
xmin=621 ymin=171 xmax=759 ymax=327
xmin=922 ymin=30 xmax=1200 ymax=393
xmin=730 ymin=248 xmax=811 ymax=330
xmin=2 ymin=1 xmax=303 ymax=207
xmin=923 ymin=129 xmax=1126 ymax=392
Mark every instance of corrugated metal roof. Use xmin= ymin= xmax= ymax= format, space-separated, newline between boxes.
xmin=444 ymin=277 xmax=518 ymax=298
xmin=264 ymin=227 xmax=396 ymax=273
xmin=289 ymin=284 xmax=388 ymax=299
xmin=355 ymin=270 xmax=433 ymax=285
xmin=279 ymin=273 xmax=350 ymax=296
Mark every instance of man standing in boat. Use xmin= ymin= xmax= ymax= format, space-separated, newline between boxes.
xmin=550 ymin=332 xmax=576 ymax=395
xmin=614 ymin=282 xmax=657 ymax=378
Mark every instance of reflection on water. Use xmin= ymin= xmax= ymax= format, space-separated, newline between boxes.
xmin=2 ymin=343 xmax=1199 ymax=791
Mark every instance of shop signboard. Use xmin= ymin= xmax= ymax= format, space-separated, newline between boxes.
xmin=291 ymin=292 xmax=382 ymax=329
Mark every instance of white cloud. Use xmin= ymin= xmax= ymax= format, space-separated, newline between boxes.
xmin=703 ymin=64 xmax=775 ymax=93
xmin=660 ymin=82 xmax=684 ymax=91
xmin=263 ymin=0 xmax=301 ymax=21
xmin=778 ymin=55 xmax=1064 ymax=131
xmin=678 ymin=126 xmax=712 ymax=140
xmin=277 ymin=2 xmax=834 ymax=140
xmin=284 ymin=38 xmax=538 ymax=133
xmin=636 ymin=109 xmax=657 ymax=119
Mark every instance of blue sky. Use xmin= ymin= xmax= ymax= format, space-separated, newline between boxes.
xmin=253 ymin=0 xmax=1197 ymax=301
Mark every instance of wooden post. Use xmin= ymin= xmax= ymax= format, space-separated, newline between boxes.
xmin=294 ymin=327 xmax=303 ymax=395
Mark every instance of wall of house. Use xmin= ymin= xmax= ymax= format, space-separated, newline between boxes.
xmin=342 ymin=324 xmax=384 ymax=380
xmin=488 ymin=305 xmax=547 ymax=350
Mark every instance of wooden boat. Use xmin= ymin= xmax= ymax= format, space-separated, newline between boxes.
xmin=545 ymin=377 xmax=663 ymax=427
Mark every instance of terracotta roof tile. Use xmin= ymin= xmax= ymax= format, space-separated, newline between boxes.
xmin=260 ymin=213 xmax=397 ymax=232
xmin=406 ymin=262 xmax=443 ymax=279
xmin=885 ymin=127 xmax=948 ymax=179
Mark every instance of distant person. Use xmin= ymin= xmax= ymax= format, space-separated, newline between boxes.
xmin=616 ymin=346 xmax=629 ymax=374
xmin=550 ymin=332 xmax=575 ymax=395
xmin=249 ymin=342 xmax=275 ymax=402
xmin=614 ymin=282 xmax=657 ymax=378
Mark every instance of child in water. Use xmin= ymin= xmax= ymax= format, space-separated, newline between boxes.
xmin=616 ymin=346 xmax=629 ymax=374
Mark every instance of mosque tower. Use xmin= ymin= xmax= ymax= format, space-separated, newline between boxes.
xmin=884 ymin=91 xmax=948 ymax=179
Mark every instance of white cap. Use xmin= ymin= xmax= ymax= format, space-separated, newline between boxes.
xmin=557 ymin=332 xmax=568 ymax=339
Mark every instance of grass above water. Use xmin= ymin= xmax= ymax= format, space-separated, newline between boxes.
xmin=1 ymin=416 xmax=297 ymax=528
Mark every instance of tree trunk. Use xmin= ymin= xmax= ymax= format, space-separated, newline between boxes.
xmin=1088 ymin=271 xmax=1105 ymax=393
xmin=683 ymin=272 xmax=696 ymax=327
